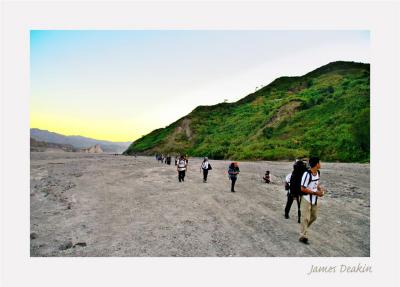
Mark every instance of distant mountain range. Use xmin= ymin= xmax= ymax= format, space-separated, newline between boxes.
xmin=124 ymin=61 xmax=370 ymax=162
xmin=30 ymin=137 xmax=77 ymax=152
xmin=30 ymin=128 xmax=131 ymax=154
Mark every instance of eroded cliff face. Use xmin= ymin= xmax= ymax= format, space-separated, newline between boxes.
xmin=81 ymin=144 xmax=103 ymax=153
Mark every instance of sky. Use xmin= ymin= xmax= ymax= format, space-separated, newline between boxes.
xmin=30 ymin=30 xmax=370 ymax=142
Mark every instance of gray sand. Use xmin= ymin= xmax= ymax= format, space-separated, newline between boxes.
xmin=30 ymin=151 xmax=370 ymax=257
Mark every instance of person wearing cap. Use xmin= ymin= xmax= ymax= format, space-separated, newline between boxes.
xmin=200 ymin=157 xmax=212 ymax=183
xmin=298 ymin=156 xmax=325 ymax=245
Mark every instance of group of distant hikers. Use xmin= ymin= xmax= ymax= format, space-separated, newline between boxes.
xmin=154 ymin=154 xmax=325 ymax=245
xmin=177 ymin=155 xmax=239 ymax=191
xmin=155 ymin=154 xmax=240 ymax=191
xmin=155 ymin=154 xmax=172 ymax=165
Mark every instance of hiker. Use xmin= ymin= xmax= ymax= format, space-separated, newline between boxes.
xmin=174 ymin=156 xmax=178 ymax=166
xmin=200 ymin=157 xmax=212 ymax=182
xmin=177 ymin=155 xmax=187 ymax=182
xmin=166 ymin=155 xmax=171 ymax=165
xmin=298 ymin=157 xmax=325 ymax=245
xmin=228 ymin=162 xmax=240 ymax=192
xmin=263 ymin=170 xmax=271 ymax=183
xmin=284 ymin=160 xmax=308 ymax=223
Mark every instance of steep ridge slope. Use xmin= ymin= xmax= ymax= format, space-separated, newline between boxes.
xmin=124 ymin=61 xmax=370 ymax=162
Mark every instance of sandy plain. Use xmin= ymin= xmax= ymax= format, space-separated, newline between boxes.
xmin=30 ymin=151 xmax=370 ymax=257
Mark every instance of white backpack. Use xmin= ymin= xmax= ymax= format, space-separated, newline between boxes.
xmin=178 ymin=160 xmax=186 ymax=169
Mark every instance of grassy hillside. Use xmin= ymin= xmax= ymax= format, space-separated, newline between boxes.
xmin=124 ymin=61 xmax=370 ymax=162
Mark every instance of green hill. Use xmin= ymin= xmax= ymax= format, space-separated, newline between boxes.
xmin=124 ymin=61 xmax=370 ymax=162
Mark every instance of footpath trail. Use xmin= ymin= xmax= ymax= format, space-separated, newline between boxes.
xmin=30 ymin=152 xmax=370 ymax=257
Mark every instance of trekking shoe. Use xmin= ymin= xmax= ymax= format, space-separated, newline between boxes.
xmin=284 ymin=214 xmax=289 ymax=219
xmin=297 ymin=219 xmax=301 ymax=224
xmin=299 ymin=237 xmax=309 ymax=245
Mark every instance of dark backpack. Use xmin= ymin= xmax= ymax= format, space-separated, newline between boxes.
xmin=284 ymin=181 xmax=290 ymax=191
xmin=228 ymin=165 xmax=238 ymax=178
xmin=289 ymin=161 xmax=308 ymax=196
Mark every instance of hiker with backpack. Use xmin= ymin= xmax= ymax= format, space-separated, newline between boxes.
xmin=298 ymin=157 xmax=325 ymax=245
xmin=177 ymin=155 xmax=187 ymax=182
xmin=200 ymin=157 xmax=212 ymax=183
xmin=284 ymin=160 xmax=308 ymax=223
xmin=228 ymin=162 xmax=240 ymax=192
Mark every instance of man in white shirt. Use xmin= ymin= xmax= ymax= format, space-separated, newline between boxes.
xmin=200 ymin=157 xmax=212 ymax=182
xmin=299 ymin=157 xmax=324 ymax=244
xmin=177 ymin=155 xmax=187 ymax=182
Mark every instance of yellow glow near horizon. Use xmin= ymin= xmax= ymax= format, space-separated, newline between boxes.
xmin=30 ymin=112 xmax=156 ymax=142
xmin=30 ymin=31 xmax=369 ymax=143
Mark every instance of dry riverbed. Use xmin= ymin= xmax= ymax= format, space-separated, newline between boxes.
xmin=30 ymin=151 xmax=370 ymax=257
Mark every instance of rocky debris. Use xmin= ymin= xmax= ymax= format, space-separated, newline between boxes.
xmin=71 ymin=171 xmax=83 ymax=177
xmin=30 ymin=232 xmax=38 ymax=240
xmin=73 ymin=242 xmax=87 ymax=247
xmin=58 ymin=241 xmax=87 ymax=251
xmin=62 ymin=183 xmax=76 ymax=191
xmin=59 ymin=241 xmax=73 ymax=250
xmin=30 ymin=152 xmax=370 ymax=257
xmin=31 ymin=173 xmax=76 ymax=209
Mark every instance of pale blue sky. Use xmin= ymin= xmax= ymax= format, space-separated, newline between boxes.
xmin=30 ymin=30 xmax=370 ymax=141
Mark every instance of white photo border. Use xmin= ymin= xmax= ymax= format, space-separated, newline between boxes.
xmin=1 ymin=1 xmax=399 ymax=287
